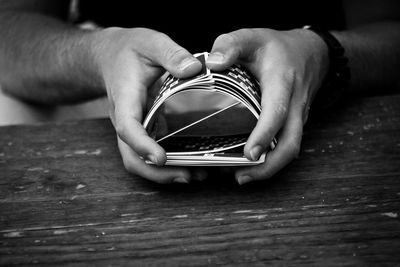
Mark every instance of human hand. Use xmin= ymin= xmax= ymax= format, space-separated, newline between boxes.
xmin=206 ymin=28 xmax=329 ymax=184
xmin=91 ymin=27 xmax=203 ymax=183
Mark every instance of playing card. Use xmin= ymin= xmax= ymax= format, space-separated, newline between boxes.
xmin=142 ymin=52 xmax=277 ymax=166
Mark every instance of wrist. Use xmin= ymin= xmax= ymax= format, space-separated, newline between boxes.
xmin=82 ymin=29 xmax=109 ymax=93
xmin=89 ymin=27 xmax=130 ymax=92
xmin=50 ymin=28 xmax=107 ymax=98
xmin=300 ymin=27 xmax=330 ymax=84
xmin=303 ymin=25 xmax=350 ymax=109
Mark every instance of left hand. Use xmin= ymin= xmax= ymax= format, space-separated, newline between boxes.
xmin=206 ymin=28 xmax=329 ymax=184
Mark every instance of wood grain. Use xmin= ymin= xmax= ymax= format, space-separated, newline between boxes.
xmin=1 ymin=95 xmax=400 ymax=266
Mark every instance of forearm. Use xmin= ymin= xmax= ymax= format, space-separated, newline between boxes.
xmin=0 ymin=11 xmax=104 ymax=104
xmin=333 ymin=21 xmax=400 ymax=95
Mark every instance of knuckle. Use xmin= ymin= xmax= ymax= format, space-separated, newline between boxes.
xmin=115 ymin=121 xmax=128 ymax=140
xmin=215 ymin=33 xmax=238 ymax=46
xmin=150 ymin=31 xmax=169 ymax=45
xmin=163 ymin=45 xmax=187 ymax=63
xmin=273 ymin=101 xmax=288 ymax=118
xmin=237 ymin=28 xmax=255 ymax=38
xmin=234 ymin=28 xmax=248 ymax=37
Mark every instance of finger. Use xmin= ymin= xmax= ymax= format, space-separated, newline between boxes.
xmin=244 ymin=67 xmax=295 ymax=161
xmin=118 ymin=137 xmax=191 ymax=184
xmin=147 ymin=78 xmax=164 ymax=110
xmin=108 ymin=103 xmax=116 ymax=128
xmin=206 ymin=29 xmax=256 ymax=71
xmin=149 ymin=32 xmax=202 ymax=78
xmin=111 ymin=67 xmax=166 ymax=165
xmin=236 ymin=103 xmax=303 ymax=184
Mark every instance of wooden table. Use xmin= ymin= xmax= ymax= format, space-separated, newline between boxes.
xmin=1 ymin=94 xmax=400 ymax=266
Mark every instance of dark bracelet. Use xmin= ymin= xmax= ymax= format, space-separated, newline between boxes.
xmin=303 ymin=25 xmax=351 ymax=110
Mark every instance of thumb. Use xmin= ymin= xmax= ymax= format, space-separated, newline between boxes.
xmin=151 ymin=33 xmax=202 ymax=78
xmin=206 ymin=29 xmax=255 ymax=71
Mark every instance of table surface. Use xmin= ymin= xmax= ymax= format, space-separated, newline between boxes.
xmin=1 ymin=94 xmax=400 ymax=266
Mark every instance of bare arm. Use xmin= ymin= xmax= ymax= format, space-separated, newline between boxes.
xmin=0 ymin=0 xmax=104 ymax=104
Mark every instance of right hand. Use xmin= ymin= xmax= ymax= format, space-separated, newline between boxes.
xmin=91 ymin=27 xmax=203 ymax=183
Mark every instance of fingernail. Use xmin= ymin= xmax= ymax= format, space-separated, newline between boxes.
xmin=207 ymin=52 xmax=225 ymax=64
xmin=147 ymin=154 xmax=159 ymax=165
xmin=237 ymin=175 xmax=252 ymax=185
xmin=250 ymin=145 xmax=263 ymax=161
xmin=179 ymin=57 xmax=197 ymax=71
xmin=173 ymin=177 xmax=189 ymax=184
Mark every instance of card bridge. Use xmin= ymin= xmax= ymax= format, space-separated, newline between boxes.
xmin=143 ymin=52 xmax=277 ymax=166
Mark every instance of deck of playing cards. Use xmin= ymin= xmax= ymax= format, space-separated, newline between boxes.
xmin=143 ymin=52 xmax=277 ymax=166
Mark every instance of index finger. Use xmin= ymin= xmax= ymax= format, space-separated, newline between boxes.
xmin=107 ymin=53 xmax=166 ymax=165
xmin=244 ymin=66 xmax=294 ymax=161
xmin=113 ymin=78 xmax=167 ymax=166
